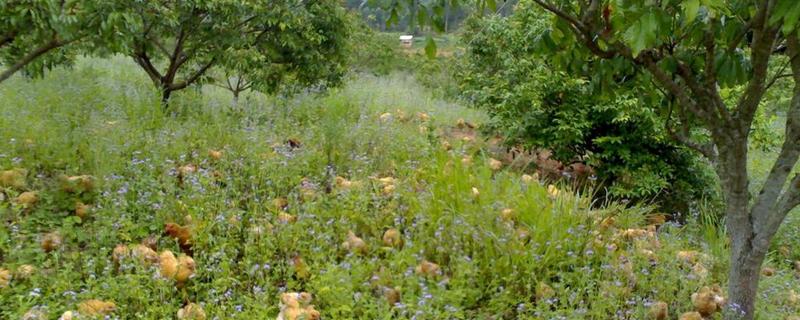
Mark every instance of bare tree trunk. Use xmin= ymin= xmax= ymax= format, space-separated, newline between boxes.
xmin=232 ymin=90 xmax=240 ymax=108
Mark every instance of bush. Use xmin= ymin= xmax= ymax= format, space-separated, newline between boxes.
xmin=457 ymin=6 xmax=718 ymax=213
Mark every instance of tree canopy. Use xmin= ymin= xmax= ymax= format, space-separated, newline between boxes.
xmin=0 ymin=0 xmax=352 ymax=105
xmin=0 ymin=0 xmax=109 ymax=82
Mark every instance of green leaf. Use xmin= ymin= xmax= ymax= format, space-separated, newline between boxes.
xmin=624 ymin=12 xmax=659 ymax=57
xmin=486 ymin=0 xmax=497 ymax=12
xmin=682 ymin=0 xmax=700 ymax=25
xmin=417 ymin=6 xmax=427 ymax=27
xmin=425 ymin=37 xmax=437 ymax=59
xmin=387 ymin=8 xmax=399 ymax=28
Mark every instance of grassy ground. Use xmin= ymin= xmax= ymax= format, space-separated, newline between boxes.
xmin=0 ymin=57 xmax=799 ymax=319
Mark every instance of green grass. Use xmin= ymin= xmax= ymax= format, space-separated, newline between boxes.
xmin=0 ymin=57 xmax=798 ymax=319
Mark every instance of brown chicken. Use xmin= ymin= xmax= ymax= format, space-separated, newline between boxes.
xmin=648 ymin=301 xmax=668 ymax=320
xmin=165 ymin=223 xmax=192 ymax=255
xmin=415 ymin=260 xmax=441 ymax=278
xmin=41 ymin=231 xmax=62 ymax=253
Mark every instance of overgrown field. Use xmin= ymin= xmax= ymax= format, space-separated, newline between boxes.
xmin=0 ymin=58 xmax=799 ymax=319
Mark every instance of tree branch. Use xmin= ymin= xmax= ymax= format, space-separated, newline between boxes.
xmin=150 ymin=36 xmax=172 ymax=58
xmin=169 ymin=58 xmax=216 ymax=91
xmin=754 ymin=32 xmax=800 ymax=244
xmin=700 ymin=22 xmax=733 ymax=124
xmin=735 ymin=3 xmax=780 ymax=132
xmin=727 ymin=19 xmax=753 ymax=52
xmin=530 ymin=0 xmax=585 ymax=31
xmin=132 ymin=50 xmax=163 ymax=87
xmin=665 ymin=104 xmax=718 ymax=160
xmin=0 ymin=37 xmax=66 ymax=83
xmin=164 ymin=28 xmax=188 ymax=84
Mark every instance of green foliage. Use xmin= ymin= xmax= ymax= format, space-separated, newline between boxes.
xmin=458 ymin=9 xmax=717 ymax=209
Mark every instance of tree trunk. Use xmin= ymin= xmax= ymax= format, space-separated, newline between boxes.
xmin=232 ymin=91 xmax=239 ymax=108
xmin=444 ymin=1 xmax=450 ymax=33
xmin=717 ymin=137 xmax=764 ymax=320
xmin=725 ymin=242 xmax=766 ymax=320
xmin=161 ymin=86 xmax=173 ymax=108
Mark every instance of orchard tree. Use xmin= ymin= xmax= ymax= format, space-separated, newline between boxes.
xmin=104 ymin=0 xmax=349 ymax=106
xmin=211 ymin=72 xmax=253 ymax=107
xmin=0 ymin=0 xmax=108 ymax=83
xmin=431 ymin=0 xmax=800 ymax=318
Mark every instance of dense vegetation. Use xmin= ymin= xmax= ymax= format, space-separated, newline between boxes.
xmin=457 ymin=9 xmax=718 ymax=211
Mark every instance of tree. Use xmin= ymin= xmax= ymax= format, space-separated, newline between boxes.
xmin=103 ymin=0 xmax=350 ymax=106
xmin=445 ymin=0 xmax=800 ymax=318
xmin=212 ymin=73 xmax=253 ymax=108
xmin=0 ymin=0 xmax=106 ymax=83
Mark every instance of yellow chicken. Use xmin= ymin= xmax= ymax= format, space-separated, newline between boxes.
xmin=178 ymin=302 xmax=206 ymax=320
xmin=488 ymin=158 xmax=503 ymax=171
xmin=132 ymin=244 xmax=159 ymax=265
xmin=175 ymin=254 xmax=196 ymax=286
xmin=15 ymin=264 xmax=35 ymax=280
xmin=277 ymin=292 xmax=320 ymax=320
xmin=78 ymin=299 xmax=116 ymax=316
xmin=0 ymin=268 xmax=10 ymax=288
xmin=16 ymin=191 xmax=38 ymax=208
xmin=0 ymin=168 xmax=27 ymax=189
xmin=382 ymin=228 xmax=403 ymax=248
xmin=60 ymin=175 xmax=95 ymax=193
xmin=159 ymin=250 xmax=179 ymax=279
xmin=415 ymin=260 xmax=441 ymax=278
xmin=500 ymin=208 xmax=515 ymax=222
xmin=208 ymin=150 xmax=223 ymax=161
xmin=535 ymin=282 xmax=555 ymax=300
xmin=678 ymin=311 xmax=702 ymax=320
xmin=342 ymin=230 xmax=368 ymax=255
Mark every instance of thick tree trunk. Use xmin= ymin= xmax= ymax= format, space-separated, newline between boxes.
xmin=725 ymin=241 xmax=767 ymax=320
xmin=717 ymin=137 xmax=764 ymax=320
